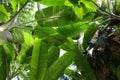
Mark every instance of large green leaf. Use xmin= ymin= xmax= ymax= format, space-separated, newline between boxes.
xmin=44 ymin=52 xmax=74 ymax=80
xmin=57 ymin=21 xmax=87 ymax=37
xmin=60 ymin=37 xmax=78 ymax=52
xmin=43 ymin=34 xmax=67 ymax=46
xmin=30 ymin=38 xmax=48 ymax=80
xmin=82 ymin=1 xmax=97 ymax=12
xmin=34 ymin=26 xmax=67 ymax=46
xmin=40 ymin=0 xmax=65 ymax=6
xmin=82 ymin=22 xmax=98 ymax=50
xmin=34 ymin=26 xmax=58 ymax=39
xmin=74 ymin=50 xmax=96 ymax=80
xmin=0 ymin=46 xmax=7 ymax=80
xmin=60 ymin=37 xmax=96 ymax=80
xmin=35 ymin=6 xmax=78 ymax=27
xmin=47 ymin=46 xmax=60 ymax=68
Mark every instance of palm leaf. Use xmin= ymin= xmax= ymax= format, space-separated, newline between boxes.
xmin=30 ymin=38 xmax=49 ymax=80
xmin=0 ymin=46 xmax=7 ymax=80
xmin=35 ymin=6 xmax=78 ymax=27
xmin=44 ymin=52 xmax=74 ymax=80
xmin=47 ymin=46 xmax=60 ymax=68
xmin=82 ymin=22 xmax=98 ymax=50
xmin=74 ymin=50 xmax=96 ymax=80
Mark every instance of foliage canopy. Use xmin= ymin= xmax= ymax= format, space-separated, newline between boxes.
xmin=0 ymin=0 xmax=120 ymax=80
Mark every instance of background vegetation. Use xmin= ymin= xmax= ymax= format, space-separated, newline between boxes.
xmin=0 ymin=0 xmax=120 ymax=80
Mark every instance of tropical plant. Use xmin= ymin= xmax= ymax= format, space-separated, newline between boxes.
xmin=0 ymin=0 xmax=120 ymax=80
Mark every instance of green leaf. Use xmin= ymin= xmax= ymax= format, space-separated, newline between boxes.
xmin=40 ymin=0 xmax=65 ymax=6
xmin=47 ymin=46 xmax=60 ymax=68
xmin=0 ymin=46 xmax=7 ymax=80
xmin=11 ymin=0 xmax=18 ymax=12
xmin=60 ymin=37 xmax=77 ymax=52
xmin=0 ymin=4 xmax=10 ymax=22
xmin=64 ymin=0 xmax=73 ymax=6
xmin=82 ymin=12 xmax=95 ymax=21
xmin=73 ymin=1 xmax=96 ymax=20
xmin=115 ymin=0 xmax=120 ymax=14
xmin=82 ymin=23 xmax=98 ymax=50
xmin=34 ymin=26 xmax=58 ymax=39
xmin=60 ymin=37 xmax=96 ymax=80
xmin=43 ymin=34 xmax=67 ymax=46
xmin=30 ymin=38 xmax=48 ymax=80
xmin=35 ymin=6 xmax=78 ymax=27
xmin=74 ymin=50 xmax=96 ymax=80
xmin=17 ymin=31 xmax=34 ymax=63
xmin=44 ymin=52 xmax=74 ymax=80
xmin=34 ymin=27 xmax=67 ymax=46
xmin=57 ymin=21 xmax=87 ymax=37
xmin=19 ymin=0 xmax=28 ymax=5
xmin=23 ymin=31 xmax=34 ymax=45
xmin=74 ymin=7 xmax=83 ymax=20
xmin=82 ymin=1 xmax=97 ymax=12
xmin=3 ymin=43 xmax=15 ymax=62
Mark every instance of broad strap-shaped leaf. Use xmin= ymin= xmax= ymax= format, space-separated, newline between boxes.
xmin=0 ymin=46 xmax=7 ymax=80
xmin=47 ymin=46 xmax=60 ymax=68
xmin=74 ymin=50 xmax=96 ymax=80
xmin=30 ymin=38 xmax=48 ymax=80
xmin=35 ymin=6 xmax=78 ymax=27
xmin=82 ymin=22 xmax=98 ymax=50
xmin=44 ymin=52 xmax=74 ymax=80
xmin=60 ymin=37 xmax=96 ymax=80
